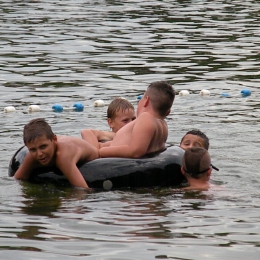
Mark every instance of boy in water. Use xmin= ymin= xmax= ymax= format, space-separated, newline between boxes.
xmin=81 ymin=97 xmax=136 ymax=148
xmin=180 ymin=129 xmax=209 ymax=150
xmin=181 ymin=147 xmax=214 ymax=190
xmin=14 ymin=118 xmax=99 ymax=189
xmin=180 ymin=129 xmax=219 ymax=172
xmin=99 ymin=81 xmax=175 ymax=158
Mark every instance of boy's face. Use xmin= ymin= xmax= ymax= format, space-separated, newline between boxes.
xmin=108 ymin=108 xmax=136 ymax=133
xmin=180 ymin=134 xmax=205 ymax=150
xmin=26 ymin=135 xmax=57 ymax=166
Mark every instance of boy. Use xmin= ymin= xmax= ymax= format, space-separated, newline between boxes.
xmin=14 ymin=118 xmax=99 ymax=189
xmin=99 ymin=81 xmax=175 ymax=158
xmin=181 ymin=147 xmax=214 ymax=190
xmin=106 ymin=97 xmax=136 ymax=133
xmin=81 ymin=97 xmax=136 ymax=148
xmin=180 ymin=129 xmax=219 ymax=171
xmin=180 ymin=129 xmax=209 ymax=150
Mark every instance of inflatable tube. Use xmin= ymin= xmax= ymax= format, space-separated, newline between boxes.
xmin=8 ymin=146 xmax=185 ymax=190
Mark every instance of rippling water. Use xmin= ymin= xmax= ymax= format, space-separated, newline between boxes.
xmin=1 ymin=0 xmax=260 ymax=259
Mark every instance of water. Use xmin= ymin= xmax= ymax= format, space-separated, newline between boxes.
xmin=1 ymin=0 xmax=260 ymax=259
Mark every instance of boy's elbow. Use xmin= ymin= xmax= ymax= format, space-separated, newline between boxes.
xmin=14 ymin=173 xmax=27 ymax=180
xmin=131 ymin=154 xmax=141 ymax=159
xmin=81 ymin=130 xmax=86 ymax=138
xmin=130 ymin=150 xmax=146 ymax=159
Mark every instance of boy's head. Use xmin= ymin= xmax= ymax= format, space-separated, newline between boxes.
xmin=23 ymin=118 xmax=55 ymax=145
xmin=141 ymin=81 xmax=175 ymax=117
xmin=181 ymin=147 xmax=212 ymax=180
xmin=180 ymin=129 xmax=209 ymax=150
xmin=23 ymin=118 xmax=57 ymax=166
xmin=107 ymin=97 xmax=136 ymax=133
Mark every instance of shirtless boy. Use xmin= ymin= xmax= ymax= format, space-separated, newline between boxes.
xmin=180 ymin=129 xmax=219 ymax=171
xmin=81 ymin=97 xmax=136 ymax=148
xmin=181 ymin=147 xmax=214 ymax=190
xmin=99 ymin=81 xmax=175 ymax=158
xmin=14 ymin=118 xmax=99 ymax=189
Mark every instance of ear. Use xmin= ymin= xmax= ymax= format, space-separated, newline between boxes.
xmin=143 ymin=95 xmax=149 ymax=107
xmin=107 ymin=118 xmax=114 ymax=129
xmin=165 ymin=109 xmax=171 ymax=117
xmin=181 ymin=166 xmax=185 ymax=176
xmin=53 ymin=134 xmax=58 ymax=143
xmin=206 ymin=168 xmax=212 ymax=180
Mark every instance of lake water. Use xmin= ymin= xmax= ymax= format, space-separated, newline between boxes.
xmin=1 ymin=0 xmax=260 ymax=259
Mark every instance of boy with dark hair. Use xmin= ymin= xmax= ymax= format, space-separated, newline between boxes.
xmin=180 ymin=129 xmax=210 ymax=150
xmin=180 ymin=129 xmax=219 ymax=172
xmin=14 ymin=118 xmax=99 ymax=189
xmin=181 ymin=147 xmax=214 ymax=190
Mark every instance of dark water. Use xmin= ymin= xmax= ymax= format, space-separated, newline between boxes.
xmin=1 ymin=0 xmax=260 ymax=259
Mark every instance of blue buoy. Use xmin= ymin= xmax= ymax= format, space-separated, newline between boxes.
xmin=241 ymin=89 xmax=251 ymax=97
xmin=137 ymin=95 xmax=143 ymax=100
xmin=221 ymin=93 xmax=230 ymax=97
xmin=52 ymin=104 xmax=63 ymax=112
xmin=73 ymin=102 xmax=84 ymax=112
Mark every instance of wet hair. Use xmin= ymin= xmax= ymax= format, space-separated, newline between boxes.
xmin=145 ymin=81 xmax=175 ymax=117
xmin=107 ymin=97 xmax=135 ymax=120
xmin=182 ymin=147 xmax=211 ymax=179
xmin=23 ymin=118 xmax=54 ymax=144
xmin=180 ymin=129 xmax=209 ymax=150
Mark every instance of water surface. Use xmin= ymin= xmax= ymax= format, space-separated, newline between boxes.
xmin=0 ymin=0 xmax=260 ymax=259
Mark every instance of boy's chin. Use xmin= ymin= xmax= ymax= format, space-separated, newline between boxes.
xmin=38 ymin=158 xmax=49 ymax=165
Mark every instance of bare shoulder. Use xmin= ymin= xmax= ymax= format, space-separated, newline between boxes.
xmin=136 ymin=113 xmax=166 ymax=132
xmin=56 ymin=136 xmax=98 ymax=164
xmin=135 ymin=112 xmax=157 ymax=125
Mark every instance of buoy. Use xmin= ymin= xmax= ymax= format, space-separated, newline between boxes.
xmin=199 ymin=89 xmax=210 ymax=96
xmin=4 ymin=106 xmax=16 ymax=112
xmin=52 ymin=104 xmax=63 ymax=112
xmin=28 ymin=105 xmax=41 ymax=112
xmin=137 ymin=95 xmax=143 ymax=100
xmin=73 ymin=102 xmax=84 ymax=112
xmin=241 ymin=89 xmax=251 ymax=97
xmin=221 ymin=93 xmax=230 ymax=97
xmin=179 ymin=90 xmax=190 ymax=96
xmin=94 ymin=100 xmax=105 ymax=107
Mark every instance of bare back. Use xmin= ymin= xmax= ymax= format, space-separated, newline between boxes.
xmin=99 ymin=112 xmax=168 ymax=158
xmin=56 ymin=135 xmax=98 ymax=166
xmin=112 ymin=113 xmax=167 ymax=153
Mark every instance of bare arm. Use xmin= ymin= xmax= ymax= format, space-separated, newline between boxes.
xmin=81 ymin=129 xmax=115 ymax=149
xmin=58 ymin=161 xmax=89 ymax=189
xmin=99 ymin=140 xmax=112 ymax=148
xmin=55 ymin=141 xmax=99 ymax=189
xmin=99 ymin=114 xmax=156 ymax=158
xmin=14 ymin=153 xmax=38 ymax=180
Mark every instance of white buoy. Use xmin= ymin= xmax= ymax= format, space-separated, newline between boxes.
xmin=4 ymin=106 xmax=16 ymax=113
xmin=179 ymin=90 xmax=190 ymax=96
xmin=94 ymin=99 xmax=105 ymax=107
xmin=28 ymin=105 xmax=41 ymax=112
xmin=199 ymin=89 xmax=210 ymax=96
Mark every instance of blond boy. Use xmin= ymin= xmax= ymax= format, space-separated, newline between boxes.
xmin=81 ymin=97 xmax=136 ymax=148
